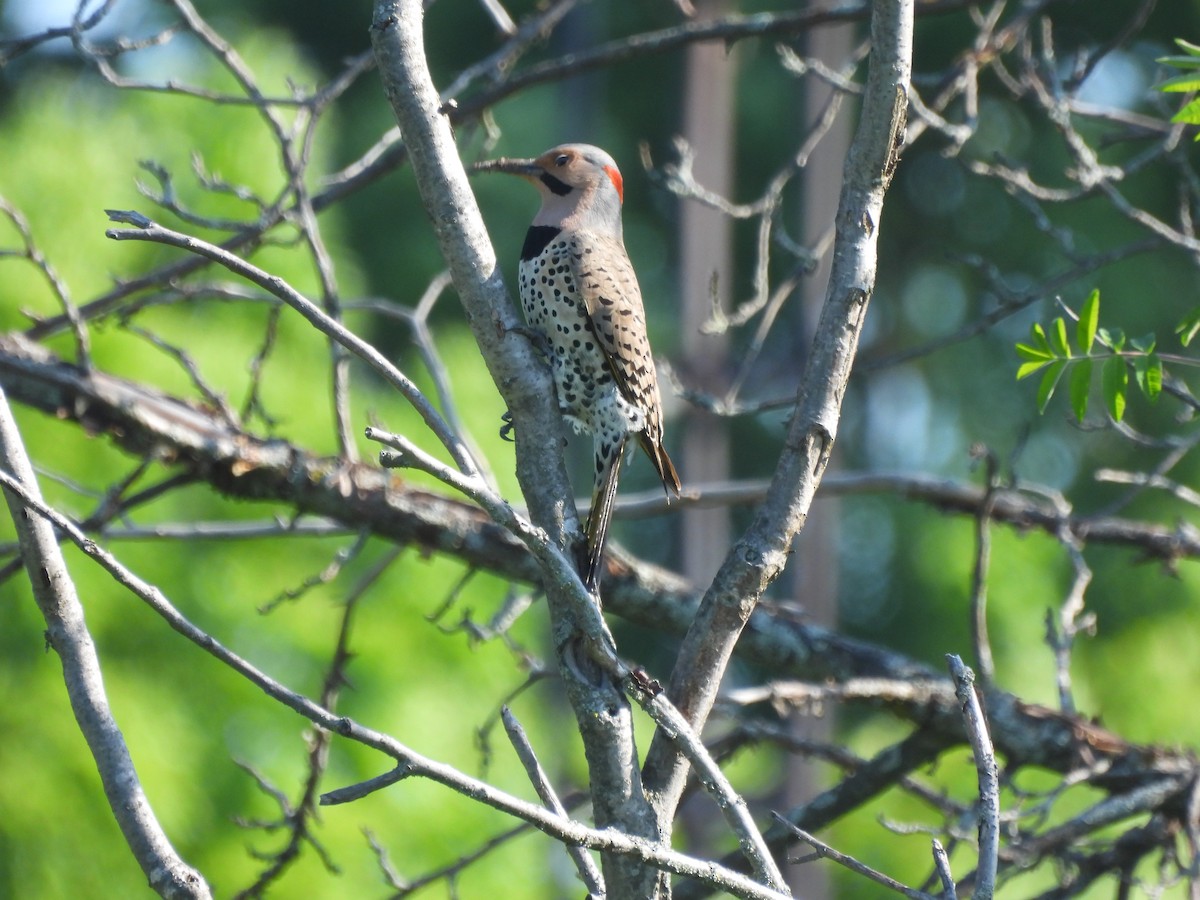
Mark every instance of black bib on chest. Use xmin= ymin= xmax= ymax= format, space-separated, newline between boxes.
xmin=520 ymin=226 xmax=561 ymax=262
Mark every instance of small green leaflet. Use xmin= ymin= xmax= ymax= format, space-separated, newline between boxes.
xmin=1016 ymin=289 xmax=1163 ymax=421
xmin=1176 ymin=307 xmax=1200 ymax=347
xmin=1016 ymin=321 xmax=1055 ymax=379
xmin=1157 ymin=41 xmax=1200 ymax=139
xmin=1050 ymin=316 xmax=1071 ymax=357
xmin=1102 ymin=356 xmax=1128 ymax=421
xmin=1037 ymin=359 xmax=1068 ymax=413
xmin=1077 ymin=289 xmax=1099 ymax=354
xmin=1133 ymin=354 xmax=1163 ymax=401
xmin=1069 ymin=358 xmax=1092 ymax=421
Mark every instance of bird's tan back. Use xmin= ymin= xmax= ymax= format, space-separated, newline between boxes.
xmin=566 ymin=231 xmax=666 ymax=447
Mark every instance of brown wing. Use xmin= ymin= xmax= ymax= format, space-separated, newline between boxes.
xmin=567 ymin=231 xmax=681 ymax=495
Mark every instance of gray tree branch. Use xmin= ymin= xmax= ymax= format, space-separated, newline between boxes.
xmin=0 ymin=385 xmax=211 ymax=900
xmin=367 ymin=1 xmax=665 ymax=893
xmin=947 ymin=654 xmax=998 ymax=899
xmin=0 ymin=464 xmax=789 ymax=900
xmin=3 ymin=325 xmax=1198 ymax=895
xmin=1 ymin=330 xmax=1195 ymax=787
xmin=102 ymin=211 xmax=479 ymax=477
xmin=640 ymin=0 xmax=915 ymax=826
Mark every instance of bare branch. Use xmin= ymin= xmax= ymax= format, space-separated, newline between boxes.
xmin=235 ymin=548 xmax=395 ymax=897
xmin=626 ymin=676 xmax=788 ymax=892
xmin=502 ymin=706 xmax=606 ymax=899
xmin=946 ymin=655 xmax=998 ymax=899
xmin=643 ymin=0 xmax=915 ymax=827
xmin=368 ymin=4 xmax=669 ymax=895
xmin=771 ymin=814 xmax=938 ymax=899
xmin=968 ymin=446 xmax=999 ymax=683
xmin=0 ymin=386 xmax=211 ymax=900
xmin=0 ymin=196 xmax=90 ymax=368
xmin=675 ymin=730 xmax=951 ymax=900
xmin=448 ymin=0 xmax=969 ymax=121
xmin=102 ymin=211 xmax=480 ymax=476
xmin=931 ymin=839 xmax=957 ymax=899
xmin=0 ymin=0 xmax=117 ymax=65
xmin=0 ymin=454 xmax=787 ymax=899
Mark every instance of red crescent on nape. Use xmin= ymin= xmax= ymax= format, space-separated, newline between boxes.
xmin=603 ymin=165 xmax=624 ymax=204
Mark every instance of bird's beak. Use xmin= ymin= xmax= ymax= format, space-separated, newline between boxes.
xmin=471 ymin=157 xmax=541 ymax=179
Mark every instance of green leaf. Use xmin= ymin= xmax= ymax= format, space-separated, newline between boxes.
xmin=1132 ymin=358 xmax=1147 ymax=397
xmin=1051 ymin=316 xmax=1072 ymax=358
xmin=1129 ymin=332 xmax=1157 ymax=354
xmin=1037 ymin=359 xmax=1068 ymax=413
xmin=1016 ymin=342 xmax=1055 ymax=362
xmin=1172 ymin=98 xmax=1200 ymax=127
xmin=1102 ymin=357 xmax=1128 ymax=421
xmin=1156 ymin=72 xmax=1200 ymax=91
xmin=1029 ymin=322 xmax=1053 ymax=356
xmin=1098 ymin=327 xmax=1126 ymax=352
xmin=1156 ymin=60 xmax=1200 ymax=74
xmin=1069 ymin=359 xmax=1092 ymax=422
xmin=1134 ymin=353 xmax=1163 ymax=401
xmin=1176 ymin=308 xmax=1200 ymax=346
xmin=1017 ymin=359 xmax=1052 ymax=380
xmin=1077 ymin=289 xmax=1099 ymax=354
xmin=1147 ymin=355 xmax=1163 ymax=400
xmin=1158 ymin=41 xmax=1200 ymax=69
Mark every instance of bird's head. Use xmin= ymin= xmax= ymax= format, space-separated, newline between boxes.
xmin=476 ymin=143 xmax=625 ymax=234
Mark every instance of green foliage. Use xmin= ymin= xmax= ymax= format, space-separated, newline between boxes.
xmin=1101 ymin=354 xmax=1129 ymax=420
xmin=1157 ymin=39 xmax=1200 ymax=138
xmin=1015 ymin=290 xmax=1162 ymax=422
xmin=1175 ymin=304 xmax=1200 ymax=346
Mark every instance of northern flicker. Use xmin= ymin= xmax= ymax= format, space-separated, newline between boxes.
xmin=478 ymin=143 xmax=681 ymax=592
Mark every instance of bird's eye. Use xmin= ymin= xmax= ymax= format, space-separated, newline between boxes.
xmin=555 ymin=154 xmax=569 ymax=166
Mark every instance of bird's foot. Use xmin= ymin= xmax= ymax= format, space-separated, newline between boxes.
xmin=498 ymin=411 xmax=569 ymax=445
xmin=499 ymin=410 xmax=515 ymax=442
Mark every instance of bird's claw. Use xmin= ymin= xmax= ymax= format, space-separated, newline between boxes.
xmin=499 ymin=410 xmax=515 ymax=442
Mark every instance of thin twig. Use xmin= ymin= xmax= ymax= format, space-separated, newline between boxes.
xmin=931 ymin=839 xmax=957 ymax=899
xmin=502 ymin=706 xmax=606 ymax=898
xmin=626 ymin=677 xmax=788 ymax=893
xmin=0 ymin=196 xmax=91 ymax=368
xmin=946 ymin=655 xmax=998 ymax=899
xmin=367 ymin=425 xmax=618 ymax=662
xmin=102 ymin=211 xmax=480 ymax=477
xmin=771 ymin=814 xmax=938 ymax=899
xmin=968 ymin=445 xmax=999 ymax=683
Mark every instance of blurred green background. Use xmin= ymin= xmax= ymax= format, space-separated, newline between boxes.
xmin=3 ymin=0 xmax=1200 ymax=896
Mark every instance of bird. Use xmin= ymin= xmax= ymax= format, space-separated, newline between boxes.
xmin=477 ymin=143 xmax=681 ymax=593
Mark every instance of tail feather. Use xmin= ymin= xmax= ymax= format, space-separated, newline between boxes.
xmin=639 ymin=435 xmax=681 ymax=498
xmin=582 ymin=443 xmax=624 ymax=593
xmin=583 ymin=438 xmax=680 ymax=593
